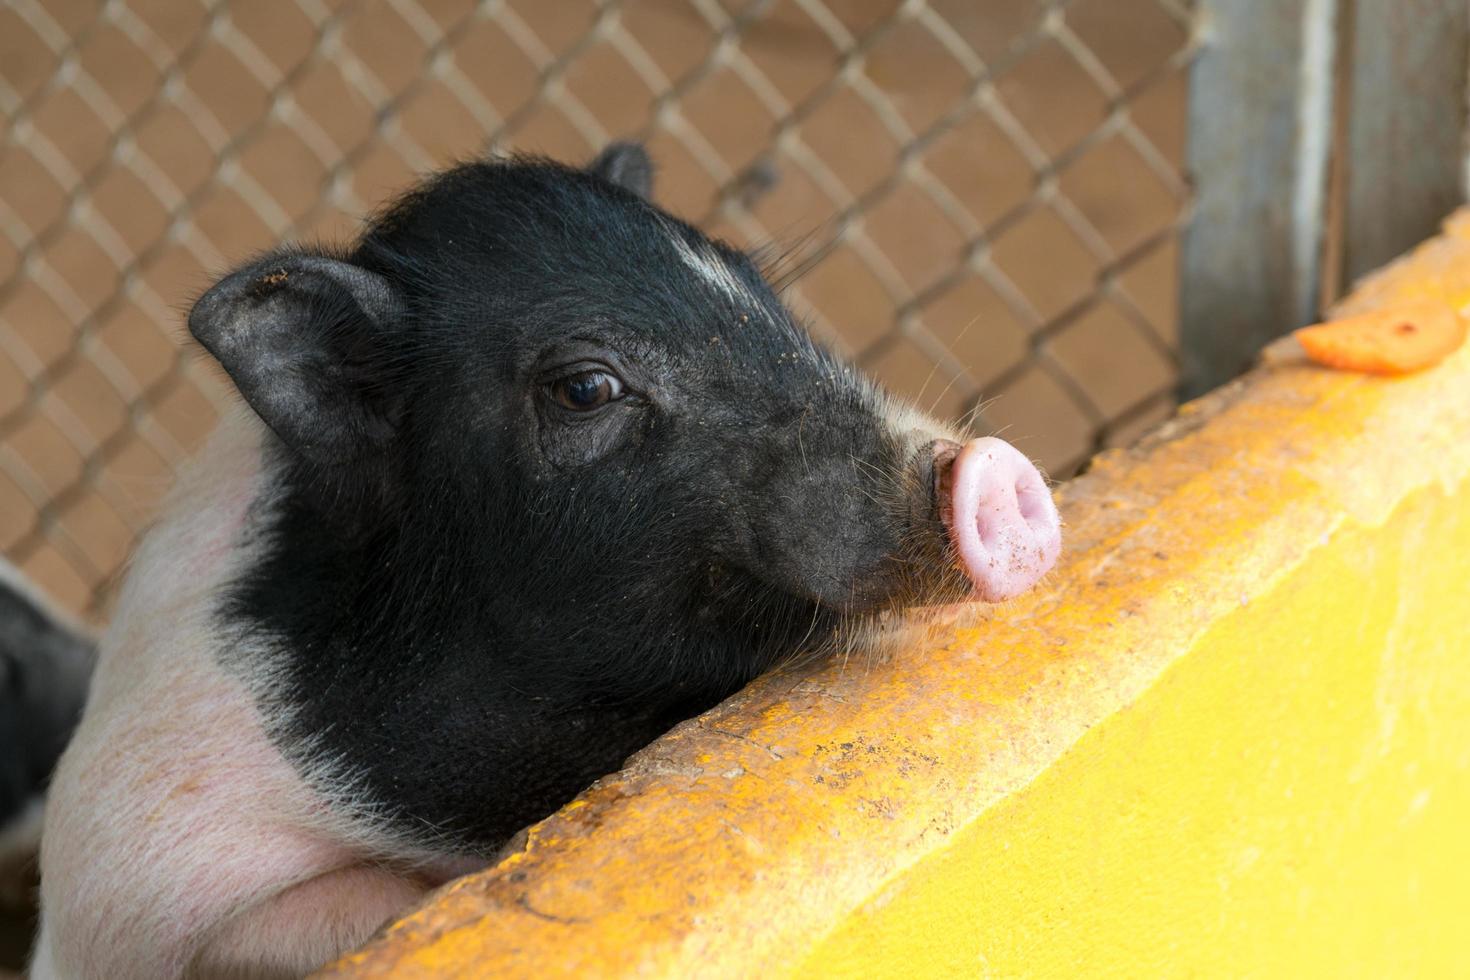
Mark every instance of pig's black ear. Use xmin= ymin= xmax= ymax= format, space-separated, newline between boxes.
xmin=588 ymin=141 xmax=653 ymax=200
xmin=188 ymin=252 xmax=406 ymax=464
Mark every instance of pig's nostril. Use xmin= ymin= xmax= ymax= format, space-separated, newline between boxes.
xmin=1017 ymin=481 xmax=1051 ymax=525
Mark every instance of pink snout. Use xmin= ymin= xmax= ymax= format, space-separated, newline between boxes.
xmin=937 ymin=437 xmax=1061 ymax=602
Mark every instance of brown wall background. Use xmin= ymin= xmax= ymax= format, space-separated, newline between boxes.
xmin=0 ymin=0 xmax=1194 ymax=618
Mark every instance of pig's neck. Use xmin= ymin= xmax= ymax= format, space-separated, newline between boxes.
xmin=215 ymin=431 xmax=722 ymax=855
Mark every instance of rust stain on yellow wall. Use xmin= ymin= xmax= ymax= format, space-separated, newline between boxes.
xmin=323 ymin=216 xmax=1470 ymax=978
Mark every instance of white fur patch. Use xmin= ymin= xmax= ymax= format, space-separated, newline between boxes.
xmin=663 ymin=219 xmax=755 ymax=307
xmin=31 ymin=412 xmax=447 ymax=979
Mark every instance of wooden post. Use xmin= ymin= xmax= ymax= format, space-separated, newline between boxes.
xmin=1180 ymin=0 xmax=1340 ymax=398
xmin=1339 ymin=0 xmax=1470 ymax=288
xmin=1181 ymin=0 xmax=1470 ymax=399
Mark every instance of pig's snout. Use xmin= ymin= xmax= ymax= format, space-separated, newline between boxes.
xmin=933 ymin=437 xmax=1061 ymax=602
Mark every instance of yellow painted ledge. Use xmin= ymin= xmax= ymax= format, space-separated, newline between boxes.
xmin=323 ymin=214 xmax=1470 ymax=978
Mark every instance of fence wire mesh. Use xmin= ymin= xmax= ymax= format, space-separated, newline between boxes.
xmin=0 ymin=0 xmax=1199 ymax=618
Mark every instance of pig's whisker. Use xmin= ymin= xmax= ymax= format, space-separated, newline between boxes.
xmin=958 ymin=393 xmax=1003 ymax=434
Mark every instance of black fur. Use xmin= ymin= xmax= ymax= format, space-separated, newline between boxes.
xmin=0 ymin=566 xmax=94 ymax=835
xmin=194 ymin=152 xmax=967 ymax=852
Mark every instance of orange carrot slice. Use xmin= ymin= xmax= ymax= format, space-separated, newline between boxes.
xmin=1294 ymin=302 xmax=1468 ymax=375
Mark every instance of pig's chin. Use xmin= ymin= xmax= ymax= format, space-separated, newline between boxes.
xmin=779 ymin=560 xmax=974 ymax=624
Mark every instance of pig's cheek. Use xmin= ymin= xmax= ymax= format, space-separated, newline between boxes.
xmin=535 ymin=405 xmax=641 ymax=469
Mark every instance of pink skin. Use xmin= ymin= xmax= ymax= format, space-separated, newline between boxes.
xmin=938 ymin=437 xmax=1061 ymax=602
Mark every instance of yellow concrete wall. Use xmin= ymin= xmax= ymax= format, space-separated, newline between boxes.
xmin=323 ymin=214 xmax=1470 ymax=978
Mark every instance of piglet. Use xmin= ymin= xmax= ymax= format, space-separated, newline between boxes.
xmin=0 ymin=560 xmax=94 ymax=907
xmin=33 ymin=144 xmax=1059 ymax=979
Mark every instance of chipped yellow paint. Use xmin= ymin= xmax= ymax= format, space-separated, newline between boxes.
xmin=322 ymin=214 xmax=1470 ymax=978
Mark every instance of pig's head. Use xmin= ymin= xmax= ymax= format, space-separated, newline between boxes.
xmin=188 ymin=144 xmax=1060 ymax=849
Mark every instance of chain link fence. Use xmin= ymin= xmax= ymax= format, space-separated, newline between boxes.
xmin=0 ymin=0 xmax=1198 ymax=618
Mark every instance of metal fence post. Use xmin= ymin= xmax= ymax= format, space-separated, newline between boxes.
xmin=1179 ymin=0 xmax=1339 ymax=399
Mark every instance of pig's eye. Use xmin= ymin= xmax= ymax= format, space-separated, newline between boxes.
xmin=549 ymin=370 xmax=623 ymax=412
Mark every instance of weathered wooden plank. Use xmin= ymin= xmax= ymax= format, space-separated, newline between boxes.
xmin=1179 ymin=0 xmax=1338 ymax=398
xmin=1340 ymin=0 xmax=1469 ymax=286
